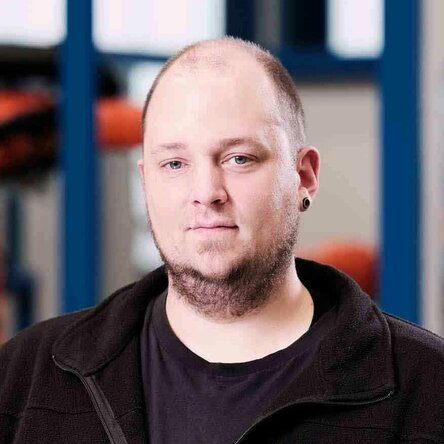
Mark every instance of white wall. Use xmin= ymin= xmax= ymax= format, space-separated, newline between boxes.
xmin=22 ymin=174 xmax=60 ymax=321
xmin=421 ymin=0 xmax=444 ymax=334
xmin=101 ymin=151 xmax=138 ymax=298
xmin=298 ymin=81 xmax=379 ymax=249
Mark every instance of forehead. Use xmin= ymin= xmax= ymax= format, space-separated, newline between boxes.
xmin=144 ymin=51 xmax=282 ymax=142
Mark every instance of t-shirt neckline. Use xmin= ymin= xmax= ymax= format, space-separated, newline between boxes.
xmin=150 ymin=287 xmax=337 ymax=378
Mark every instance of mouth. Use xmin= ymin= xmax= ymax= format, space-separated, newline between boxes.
xmin=194 ymin=226 xmax=236 ymax=230
xmin=191 ymin=226 xmax=238 ymax=235
xmin=189 ymin=221 xmax=237 ymax=230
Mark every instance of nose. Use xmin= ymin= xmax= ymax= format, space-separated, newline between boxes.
xmin=190 ymin=163 xmax=228 ymax=207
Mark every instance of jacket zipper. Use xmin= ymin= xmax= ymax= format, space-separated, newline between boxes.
xmin=234 ymin=389 xmax=395 ymax=444
xmin=52 ymin=355 xmax=125 ymax=444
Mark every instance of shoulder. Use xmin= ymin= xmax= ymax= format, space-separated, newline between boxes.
xmin=0 ymin=277 xmax=143 ymax=419
xmin=0 ymin=309 xmax=89 ymax=360
xmin=384 ymin=312 xmax=444 ymax=388
xmin=0 ymin=309 xmax=91 ymax=416
xmin=383 ymin=314 xmax=444 ymax=440
xmin=0 ymin=280 xmax=139 ymax=368
xmin=0 ymin=309 xmax=92 ymax=369
xmin=385 ymin=312 xmax=444 ymax=358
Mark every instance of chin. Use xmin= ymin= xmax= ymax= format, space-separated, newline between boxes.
xmin=163 ymin=242 xmax=247 ymax=279
xmin=195 ymin=262 xmax=232 ymax=279
xmin=191 ymin=255 xmax=238 ymax=279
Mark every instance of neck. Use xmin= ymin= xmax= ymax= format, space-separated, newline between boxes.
xmin=165 ymin=262 xmax=314 ymax=363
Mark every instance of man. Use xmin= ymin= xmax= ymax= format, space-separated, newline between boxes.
xmin=1 ymin=37 xmax=444 ymax=444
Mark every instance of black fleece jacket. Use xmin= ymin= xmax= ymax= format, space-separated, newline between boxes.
xmin=1 ymin=258 xmax=444 ymax=444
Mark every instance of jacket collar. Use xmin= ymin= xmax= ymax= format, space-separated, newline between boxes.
xmin=53 ymin=265 xmax=167 ymax=375
xmin=279 ymin=259 xmax=395 ymax=407
xmin=53 ymin=258 xmax=395 ymax=403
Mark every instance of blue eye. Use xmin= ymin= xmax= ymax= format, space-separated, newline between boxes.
xmin=167 ymin=160 xmax=182 ymax=170
xmin=232 ymin=156 xmax=249 ymax=165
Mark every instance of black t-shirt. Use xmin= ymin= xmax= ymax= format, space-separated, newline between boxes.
xmin=140 ymin=285 xmax=336 ymax=444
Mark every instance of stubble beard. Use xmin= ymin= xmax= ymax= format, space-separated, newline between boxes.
xmin=146 ymin=199 xmax=300 ymax=321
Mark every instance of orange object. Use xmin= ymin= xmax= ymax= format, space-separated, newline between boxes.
xmin=300 ymin=240 xmax=378 ymax=298
xmin=0 ymin=90 xmax=142 ymax=148
xmin=97 ymin=98 xmax=142 ymax=147
xmin=0 ymin=91 xmax=53 ymax=123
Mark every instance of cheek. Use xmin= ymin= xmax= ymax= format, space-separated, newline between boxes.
xmin=270 ymin=165 xmax=299 ymax=208
xmin=145 ymin=182 xmax=181 ymax=231
xmin=249 ymin=171 xmax=298 ymax=232
xmin=233 ymin=175 xmax=283 ymax=230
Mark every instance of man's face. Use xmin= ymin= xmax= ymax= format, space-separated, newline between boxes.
xmin=138 ymin=56 xmax=301 ymax=284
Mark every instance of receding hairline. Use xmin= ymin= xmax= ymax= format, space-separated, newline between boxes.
xmin=141 ymin=37 xmax=306 ymax=153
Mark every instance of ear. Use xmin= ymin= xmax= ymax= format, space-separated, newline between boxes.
xmin=137 ymin=158 xmax=145 ymax=186
xmin=296 ymin=146 xmax=320 ymax=199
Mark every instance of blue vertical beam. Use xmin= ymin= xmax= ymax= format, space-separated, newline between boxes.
xmin=380 ymin=0 xmax=420 ymax=322
xmin=60 ymin=0 xmax=99 ymax=312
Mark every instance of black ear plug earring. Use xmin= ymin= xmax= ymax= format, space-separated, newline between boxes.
xmin=301 ymin=197 xmax=311 ymax=211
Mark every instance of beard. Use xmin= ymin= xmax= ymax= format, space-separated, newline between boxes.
xmin=146 ymin=197 xmax=300 ymax=321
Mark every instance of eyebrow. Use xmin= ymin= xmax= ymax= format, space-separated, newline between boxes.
xmin=151 ymin=142 xmax=186 ymax=155
xmin=150 ymin=136 xmax=271 ymax=156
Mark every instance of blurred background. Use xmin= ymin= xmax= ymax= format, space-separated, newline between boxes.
xmin=0 ymin=0 xmax=442 ymax=343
